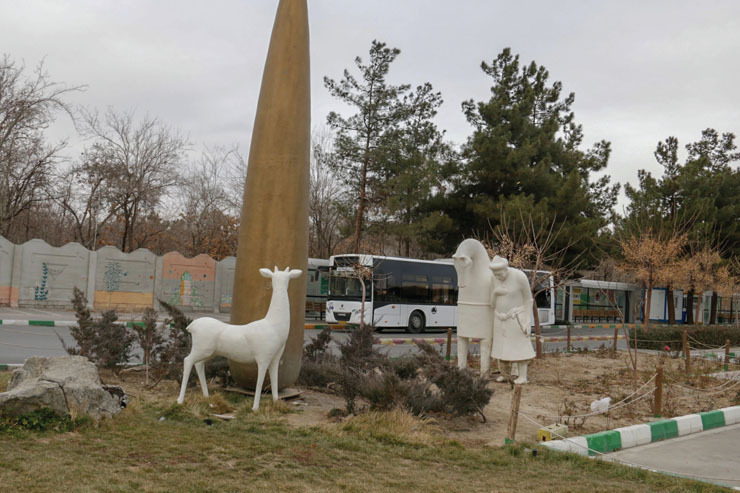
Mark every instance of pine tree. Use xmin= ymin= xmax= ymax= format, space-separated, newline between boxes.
xmin=434 ymin=48 xmax=619 ymax=264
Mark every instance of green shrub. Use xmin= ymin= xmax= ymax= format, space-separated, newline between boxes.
xmin=628 ymin=325 xmax=740 ymax=352
xmin=304 ymin=326 xmax=333 ymax=361
xmin=63 ymin=289 xmax=135 ymax=374
xmin=156 ymin=300 xmax=193 ymax=381
xmin=412 ymin=341 xmax=493 ymax=421
xmin=299 ymin=327 xmax=493 ymax=420
xmin=66 ymin=287 xmax=97 ymax=358
xmin=0 ymin=408 xmax=91 ymax=433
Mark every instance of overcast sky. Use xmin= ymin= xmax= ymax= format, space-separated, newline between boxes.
xmin=2 ymin=0 xmax=739 ymax=211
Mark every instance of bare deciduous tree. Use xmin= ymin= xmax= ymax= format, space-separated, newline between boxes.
xmin=487 ymin=212 xmax=583 ymax=358
xmin=310 ymin=127 xmax=346 ymax=259
xmin=78 ymin=108 xmax=188 ymax=252
xmin=52 ymin=146 xmax=117 ymax=249
xmin=618 ymin=227 xmax=686 ymax=331
xmin=178 ymin=146 xmax=241 ymax=259
xmin=0 ymin=55 xmax=82 ymax=239
xmin=676 ymin=245 xmax=732 ymax=325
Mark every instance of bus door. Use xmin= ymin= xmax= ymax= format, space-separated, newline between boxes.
xmin=372 ymin=271 xmax=402 ymax=328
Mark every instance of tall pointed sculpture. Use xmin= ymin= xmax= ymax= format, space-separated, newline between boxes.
xmin=230 ymin=0 xmax=310 ymax=389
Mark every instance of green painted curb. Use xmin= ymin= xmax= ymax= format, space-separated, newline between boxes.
xmin=28 ymin=320 xmax=54 ymax=326
xmin=585 ymin=430 xmax=622 ymax=455
xmin=699 ymin=410 xmax=726 ymax=430
xmin=648 ymin=419 xmax=679 ymax=441
xmin=124 ymin=322 xmax=147 ymax=328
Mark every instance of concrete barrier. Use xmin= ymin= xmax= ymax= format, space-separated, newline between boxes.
xmin=543 ymin=406 xmax=740 ymax=456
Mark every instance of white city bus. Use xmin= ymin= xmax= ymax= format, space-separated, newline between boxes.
xmin=325 ymin=254 xmax=555 ymax=333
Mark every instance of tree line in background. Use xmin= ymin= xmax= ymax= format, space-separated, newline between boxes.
xmin=2 ymin=42 xmax=740 ymax=310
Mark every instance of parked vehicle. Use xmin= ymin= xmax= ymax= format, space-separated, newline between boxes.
xmin=325 ymin=254 xmax=555 ymax=333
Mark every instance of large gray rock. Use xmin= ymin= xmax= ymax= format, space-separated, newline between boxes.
xmin=1 ymin=356 xmax=125 ymax=420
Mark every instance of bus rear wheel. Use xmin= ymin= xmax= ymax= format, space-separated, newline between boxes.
xmin=407 ymin=310 xmax=426 ymax=334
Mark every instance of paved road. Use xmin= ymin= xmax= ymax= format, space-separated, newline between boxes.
xmin=608 ymin=423 xmax=740 ymax=489
xmin=0 ymin=307 xmax=629 ymax=364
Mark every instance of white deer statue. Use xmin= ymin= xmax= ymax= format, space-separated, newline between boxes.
xmin=176 ymin=266 xmax=302 ymax=410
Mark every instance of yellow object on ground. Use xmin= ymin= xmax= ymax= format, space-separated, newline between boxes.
xmin=538 ymin=423 xmax=569 ymax=442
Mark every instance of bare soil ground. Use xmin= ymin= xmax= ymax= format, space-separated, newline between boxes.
xmin=283 ymin=350 xmax=739 ymax=447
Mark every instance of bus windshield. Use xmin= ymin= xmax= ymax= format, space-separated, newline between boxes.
xmin=329 ymin=273 xmax=371 ymax=301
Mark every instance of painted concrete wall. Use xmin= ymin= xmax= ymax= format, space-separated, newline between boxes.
xmin=157 ymin=252 xmax=217 ymax=311
xmin=216 ymin=257 xmax=236 ymax=312
xmin=0 ymin=236 xmax=15 ymax=305
xmin=0 ymin=237 xmax=243 ymax=312
xmin=16 ymin=240 xmax=90 ymax=307
xmin=94 ymin=246 xmax=157 ymax=310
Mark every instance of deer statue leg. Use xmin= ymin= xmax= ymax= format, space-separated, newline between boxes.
xmin=177 ymin=354 xmax=196 ymax=404
xmin=268 ymin=345 xmax=286 ymax=402
xmin=252 ymin=360 xmax=268 ymax=411
xmin=195 ymin=360 xmax=209 ymax=398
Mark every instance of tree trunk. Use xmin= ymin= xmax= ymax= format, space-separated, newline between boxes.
xmin=666 ymin=284 xmax=676 ymax=325
xmin=360 ymin=276 xmax=367 ymax=330
xmin=710 ymin=291 xmax=718 ymax=324
xmin=686 ymin=288 xmax=694 ymax=325
xmin=353 ymin=143 xmax=371 ymax=253
xmin=695 ymin=293 xmax=703 ymax=326
xmin=644 ymin=282 xmax=652 ymax=331
xmin=532 ymin=301 xmax=542 ymax=358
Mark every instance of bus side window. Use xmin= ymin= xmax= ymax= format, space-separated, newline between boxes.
xmin=432 ymin=276 xmax=453 ymax=304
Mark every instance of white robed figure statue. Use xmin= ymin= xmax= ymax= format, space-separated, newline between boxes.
xmin=489 ymin=255 xmax=535 ymax=384
xmin=453 ymin=239 xmax=494 ymax=374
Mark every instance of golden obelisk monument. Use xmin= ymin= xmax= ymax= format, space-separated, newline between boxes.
xmin=230 ymin=0 xmax=310 ymax=388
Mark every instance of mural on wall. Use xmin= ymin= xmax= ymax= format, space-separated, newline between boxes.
xmin=0 ymin=237 xmax=230 ymax=312
xmin=160 ymin=253 xmax=216 ymax=310
xmin=103 ymin=261 xmax=126 ymax=291
xmin=217 ymin=257 xmax=236 ymax=311
xmin=33 ymin=262 xmax=50 ymax=301
xmin=19 ymin=240 xmax=89 ymax=306
xmin=177 ymin=271 xmax=193 ymax=306
xmin=94 ymin=247 xmax=156 ymax=310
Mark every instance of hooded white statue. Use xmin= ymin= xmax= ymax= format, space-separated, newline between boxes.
xmin=453 ymin=239 xmax=494 ymax=374
xmin=489 ymin=255 xmax=535 ymax=384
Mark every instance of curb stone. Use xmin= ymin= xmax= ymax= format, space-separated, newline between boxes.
xmin=542 ymin=406 xmax=740 ymax=456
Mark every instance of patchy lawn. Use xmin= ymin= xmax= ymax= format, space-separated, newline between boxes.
xmin=0 ymin=353 xmax=735 ymax=492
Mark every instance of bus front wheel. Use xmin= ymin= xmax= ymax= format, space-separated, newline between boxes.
xmin=407 ymin=311 xmax=426 ymax=334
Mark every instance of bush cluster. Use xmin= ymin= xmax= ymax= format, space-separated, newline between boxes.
xmin=64 ymin=292 xmax=232 ymax=387
xmin=628 ymin=325 xmax=740 ymax=352
xmin=62 ymin=288 xmax=135 ymax=374
xmin=299 ymin=326 xmax=493 ymax=420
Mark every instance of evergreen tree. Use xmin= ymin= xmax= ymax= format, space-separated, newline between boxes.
xmin=433 ymin=48 xmax=618 ymax=264
xmin=324 ymin=40 xmax=410 ymax=252
xmin=624 ymin=129 xmax=740 ymax=257
xmin=377 ymin=82 xmax=453 ymax=256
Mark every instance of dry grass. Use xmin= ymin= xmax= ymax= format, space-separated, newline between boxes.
xmin=0 ymin=368 xmax=729 ymax=492
xmin=326 ymin=408 xmax=445 ymax=447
